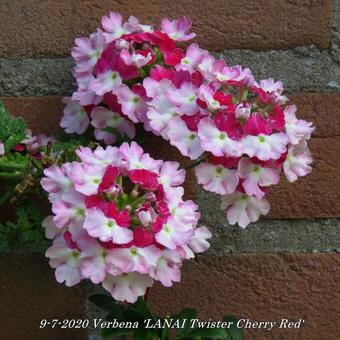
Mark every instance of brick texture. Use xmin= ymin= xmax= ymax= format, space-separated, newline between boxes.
xmin=0 ymin=0 xmax=332 ymax=57
xmin=0 ymin=254 xmax=85 ymax=340
xmin=1 ymin=93 xmax=339 ymax=218
xmin=149 ymin=254 xmax=340 ymax=340
xmin=267 ymin=93 xmax=340 ymax=218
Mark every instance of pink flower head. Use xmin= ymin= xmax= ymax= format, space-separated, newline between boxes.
xmin=46 ymin=236 xmax=83 ymax=287
xmin=189 ymin=226 xmax=212 ymax=253
xmin=76 ymin=145 xmax=122 ymax=167
xmin=119 ymin=141 xmax=162 ymax=171
xmin=161 ymin=16 xmax=196 ymax=41
xmin=198 ymin=117 xmax=242 ymax=157
xmin=91 ymin=106 xmax=135 ymax=144
xmin=284 ymin=105 xmax=314 ymax=144
xmin=237 ymin=158 xmax=279 ymax=199
xmin=256 ymin=78 xmax=288 ymax=104
xmin=242 ymin=133 xmax=289 ymax=161
xmin=84 ymin=207 xmax=133 ymax=243
xmin=69 ymin=163 xmax=106 ymax=196
xmin=213 ymin=61 xmax=254 ymax=86
xmin=176 ymin=43 xmax=206 ymax=71
xmin=168 ymin=117 xmax=204 ymax=160
xmin=60 ymin=98 xmax=90 ymax=134
xmin=107 ymin=245 xmax=161 ymax=274
xmin=244 ymin=113 xmax=272 ymax=136
xmin=42 ymin=142 xmax=211 ymax=302
xmin=283 ymin=141 xmax=313 ymax=182
xmin=102 ymin=272 xmax=153 ymax=303
xmin=221 ymin=191 xmax=270 ymax=228
xmin=159 ymin=161 xmax=186 ymax=188
xmin=167 ymin=81 xmax=199 ymax=116
xmin=41 ymin=163 xmax=73 ymax=202
xmin=120 ymin=48 xmax=152 ymax=68
xmin=116 ymin=84 xmax=147 ymax=123
xmin=195 ymin=162 xmax=239 ymax=195
xmin=101 ymin=12 xmax=134 ymax=42
xmin=72 ymin=30 xmax=106 ymax=73
xmin=235 ymin=102 xmax=251 ymax=120
xmin=128 ymin=169 xmax=159 ymax=190
xmin=149 ymin=249 xmax=183 ymax=287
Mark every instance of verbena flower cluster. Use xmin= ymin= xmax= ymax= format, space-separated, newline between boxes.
xmin=61 ymin=12 xmax=314 ymax=228
xmin=0 ymin=128 xmax=54 ymax=157
xmin=41 ymin=142 xmax=211 ymax=303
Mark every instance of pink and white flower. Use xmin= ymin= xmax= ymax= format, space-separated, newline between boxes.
xmin=46 ymin=236 xmax=83 ymax=287
xmin=83 ymin=207 xmax=133 ymax=243
xmin=176 ymin=43 xmax=206 ymax=71
xmin=198 ymin=118 xmax=242 ymax=157
xmin=284 ymin=105 xmax=314 ymax=144
xmin=59 ymin=11 xmax=315 ymax=232
xmin=72 ymin=30 xmax=106 ymax=73
xmin=189 ymin=226 xmax=212 ymax=253
xmin=283 ymin=141 xmax=313 ymax=182
xmin=195 ymin=162 xmax=239 ymax=195
xmin=42 ymin=143 xmax=211 ymax=302
xmin=101 ymin=12 xmax=134 ymax=43
xmin=161 ymin=16 xmax=195 ymax=41
xmin=41 ymin=164 xmax=73 ymax=202
xmin=149 ymin=249 xmax=183 ymax=287
xmin=91 ymin=106 xmax=135 ymax=144
xmin=107 ymin=245 xmax=161 ymax=274
xmin=69 ymin=163 xmax=106 ymax=196
xmin=102 ymin=272 xmax=153 ymax=303
xmin=119 ymin=141 xmax=162 ymax=171
xmin=168 ymin=117 xmax=204 ymax=159
xmin=116 ymin=85 xmax=147 ymax=123
xmin=60 ymin=98 xmax=90 ymax=134
xmin=237 ymin=158 xmax=279 ymax=199
xmin=242 ymin=133 xmax=289 ymax=161
xmin=221 ymin=192 xmax=270 ymax=228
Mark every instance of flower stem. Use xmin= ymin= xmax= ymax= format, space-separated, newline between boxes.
xmin=0 ymin=171 xmax=23 ymax=179
xmin=0 ymin=188 xmax=14 ymax=206
xmin=0 ymin=161 xmax=26 ymax=170
xmin=184 ymin=156 xmax=207 ymax=170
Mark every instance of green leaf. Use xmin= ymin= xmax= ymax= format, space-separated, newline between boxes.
xmin=133 ymin=297 xmax=157 ymax=321
xmin=175 ymin=308 xmax=198 ymax=336
xmin=0 ymin=101 xmax=27 ymax=152
xmin=0 ymin=202 xmax=46 ymax=253
xmin=183 ymin=327 xmax=228 ymax=339
xmin=223 ymin=316 xmax=243 ymax=340
xmin=160 ymin=326 xmax=170 ymax=340
xmin=89 ymin=294 xmax=124 ymax=315
xmin=122 ymin=307 xmax=145 ymax=323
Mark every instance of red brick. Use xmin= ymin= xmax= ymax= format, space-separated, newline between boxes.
xmin=0 ymin=254 xmax=86 ymax=340
xmin=149 ymin=254 xmax=340 ymax=340
xmin=1 ymin=94 xmax=339 ymax=218
xmin=267 ymin=93 xmax=340 ymax=218
xmin=2 ymin=97 xmax=64 ymax=136
xmin=0 ymin=0 xmax=332 ymax=57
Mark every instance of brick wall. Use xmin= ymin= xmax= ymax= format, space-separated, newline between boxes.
xmin=0 ymin=1 xmax=339 ymax=339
